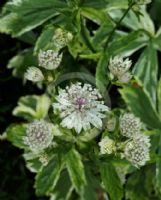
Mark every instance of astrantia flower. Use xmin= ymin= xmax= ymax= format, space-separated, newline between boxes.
xmin=99 ymin=136 xmax=116 ymax=154
xmin=120 ymin=113 xmax=141 ymax=138
xmin=53 ymin=28 xmax=73 ymax=50
xmin=24 ymin=67 xmax=44 ymax=82
xmin=53 ymin=82 xmax=109 ymax=133
xmin=24 ymin=120 xmax=53 ymax=153
xmin=123 ymin=134 xmax=150 ymax=167
xmin=108 ymin=56 xmax=132 ymax=82
xmin=38 ymin=50 xmax=62 ymax=70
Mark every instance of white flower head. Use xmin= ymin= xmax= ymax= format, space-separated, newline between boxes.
xmin=109 ymin=56 xmax=132 ymax=82
xmin=53 ymin=82 xmax=109 ymax=133
xmin=38 ymin=50 xmax=63 ymax=70
xmin=53 ymin=28 xmax=73 ymax=50
xmin=24 ymin=66 xmax=44 ymax=82
xmin=24 ymin=120 xmax=53 ymax=153
xmin=99 ymin=136 xmax=116 ymax=154
xmin=123 ymin=134 xmax=150 ymax=167
xmin=120 ymin=113 xmax=142 ymax=138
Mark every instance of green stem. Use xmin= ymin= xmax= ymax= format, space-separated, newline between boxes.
xmin=104 ymin=1 xmax=135 ymax=52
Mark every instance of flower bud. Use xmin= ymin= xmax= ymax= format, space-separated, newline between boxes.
xmin=53 ymin=28 xmax=73 ymax=50
xmin=24 ymin=67 xmax=44 ymax=82
xmin=123 ymin=134 xmax=150 ymax=167
xmin=38 ymin=50 xmax=62 ymax=70
xmin=24 ymin=120 xmax=53 ymax=153
xmin=99 ymin=136 xmax=116 ymax=155
xmin=120 ymin=113 xmax=141 ymax=138
xmin=108 ymin=56 xmax=132 ymax=82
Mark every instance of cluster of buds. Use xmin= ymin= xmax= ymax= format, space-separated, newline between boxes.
xmin=24 ymin=120 xmax=53 ymax=153
xmin=52 ymin=28 xmax=73 ymax=50
xmin=24 ymin=66 xmax=44 ymax=82
xmin=99 ymin=136 xmax=116 ymax=155
xmin=39 ymin=152 xmax=49 ymax=166
xmin=108 ymin=56 xmax=132 ymax=83
xmin=119 ymin=113 xmax=150 ymax=167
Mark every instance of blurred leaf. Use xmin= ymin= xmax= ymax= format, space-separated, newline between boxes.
xmin=66 ymin=148 xmax=86 ymax=193
xmin=100 ymin=162 xmax=123 ymax=200
xmin=133 ymin=45 xmax=158 ymax=104
xmin=158 ymin=78 xmax=161 ymax=115
xmin=5 ymin=123 xmax=28 ymax=149
xmin=153 ymin=28 xmax=161 ymax=52
xmin=35 ymin=154 xmax=64 ymax=196
xmin=119 ymin=85 xmax=161 ymax=130
xmin=126 ymin=168 xmax=156 ymax=200
xmin=7 ymin=48 xmax=37 ymax=78
xmin=0 ymin=0 xmax=68 ymax=36
xmin=13 ymin=95 xmax=51 ymax=121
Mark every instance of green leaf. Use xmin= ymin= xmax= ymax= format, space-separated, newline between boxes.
xmin=5 ymin=124 xmax=28 ymax=149
xmin=100 ymin=162 xmax=123 ymax=200
xmin=7 ymin=48 xmax=37 ymax=78
xmin=126 ymin=168 xmax=155 ymax=200
xmin=35 ymin=154 xmax=64 ymax=196
xmin=34 ymin=25 xmax=56 ymax=53
xmin=158 ymin=78 xmax=161 ymax=115
xmin=133 ymin=45 xmax=158 ymax=104
xmin=66 ymin=148 xmax=86 ymax=193
xmin=80 ymin=0 xmax=109 ymax=9
xmin=96 ymin=53 xmax=109 ymax=94
xmin=13 ymin=95 xmax=51 ymax=121
xmin=119 ymin=85 xmax=161 ymax=130
xmin=81 ymin=165 xmax=102 ymax=200
xmin=110 ymin=8 xmax=155 ymax=35
xmin=108 ymin=30 xmax=148 ymax=57
xmin=51 ymin=170 xmax=73 ymax=200
xmin=0 ymin=0 xmax=68 ymax=36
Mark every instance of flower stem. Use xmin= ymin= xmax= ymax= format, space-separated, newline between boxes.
xmin=104 ymin=1 xmax=135 ymax=52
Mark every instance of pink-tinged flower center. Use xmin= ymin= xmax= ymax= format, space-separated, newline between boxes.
xmin=75 ymin=98 xmax=87 ymax=110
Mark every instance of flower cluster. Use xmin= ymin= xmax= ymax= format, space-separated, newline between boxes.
xmin=99 ymin=136 xmax=116 ymax=155
xmin=120 ymin=113 xmax=141 ymax=138
xmin=53 ymin=82 xmax=109 ymax=133
xmin=120 ymin=112 xmax=150 ymax=167
xmin=123 ymin=134 xmax=150 ymax=167
xmin=24 ymin=66 xmax=44 ymax=82
xmin=24 ymin=120 xmax=53 ymax=153
xmin=38 ymin=50 xmax=63 ymax=70
xmin=108 ymin=56 xmax=132 ymax=83
xmin=53 ymin=28 xmax=73 ymax=50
